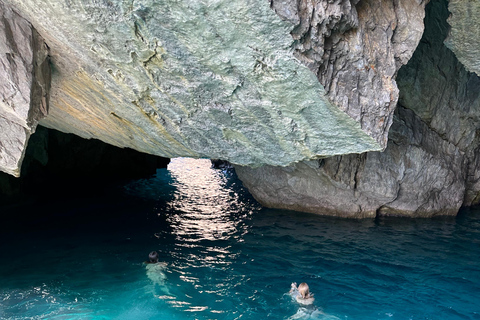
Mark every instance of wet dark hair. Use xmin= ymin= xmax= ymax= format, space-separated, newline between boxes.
xmin=149 ymin=251 xmax=158 ymax=263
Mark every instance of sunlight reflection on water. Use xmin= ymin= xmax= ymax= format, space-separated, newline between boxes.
xmin=150 ymin=158 xmax=258 ymax=316
xmin=166 ymin=158 xmax=247 ymax=243
xmin=2 ymin=157 xmax=480 ymax=319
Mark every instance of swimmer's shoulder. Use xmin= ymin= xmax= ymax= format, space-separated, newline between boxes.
xmin=146 ymin=262 xmax=168 ymax=269
xmin=296 ymin=296 xmax=315 ymax=305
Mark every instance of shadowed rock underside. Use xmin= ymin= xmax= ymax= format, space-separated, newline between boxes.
xmin=1 ymin=0 xmax=390 ymax=176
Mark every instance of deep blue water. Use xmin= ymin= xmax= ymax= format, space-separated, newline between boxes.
xmin=1 ymin=158 xmax=479 ymax=320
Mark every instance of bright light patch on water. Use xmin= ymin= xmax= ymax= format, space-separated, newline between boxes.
xmin=0 ymin=157 xmax=479 ymax=319
xmin=166 ymin=158 xmax=245 ymax=243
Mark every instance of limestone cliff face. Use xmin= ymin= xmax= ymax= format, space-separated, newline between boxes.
xmin=273 ymin=0 xmax=427 ymax=149
xmin=0 ymin=0 xmax=428 ymax=176
xmin=0 ymin=0 xmax=385 ymax=177
xmin=0 ymin=2 xmax=50 ymax=177
xmin=236 ymin=0 xmax=480 ymax=218
xmin=445 ymin=0 xmax=480 ymax=76
xmin=2 ymin=0 xmax=480 ymax=218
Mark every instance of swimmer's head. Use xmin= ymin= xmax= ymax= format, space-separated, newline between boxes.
xmin=149 ymin=251 xmax=159 ymax=263
xmin=298 ymin=282 xmax=310 ymax=299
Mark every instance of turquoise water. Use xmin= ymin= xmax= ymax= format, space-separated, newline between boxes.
xmin=1 ymin=158 xmax=479 ymax=320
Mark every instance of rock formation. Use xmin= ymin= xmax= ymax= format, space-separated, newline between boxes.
xmin=1 ymin=0 xmax=384 ymax=175
xmin=236 ymin=0 xmax=480 ymax=217
xmin=273 ymin=0 xmax=427 ymax=149
xmin=444 ymin=0 xmax=480 ymax=76
xmin=0 ymin=1 xmax=50 ymax=177
xmin=1 ymin=0 xmax=480 ymax=217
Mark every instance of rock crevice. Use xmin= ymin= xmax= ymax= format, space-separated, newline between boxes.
xmin=272 ymin=0 xmax=427 ymax=149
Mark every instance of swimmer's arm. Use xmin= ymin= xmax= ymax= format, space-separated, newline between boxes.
xmin=289 ymin=282 xmax=298 ymax=293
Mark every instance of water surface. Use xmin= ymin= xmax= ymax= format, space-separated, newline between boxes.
xmin=1 ymin=158 xmax=479 ymax=319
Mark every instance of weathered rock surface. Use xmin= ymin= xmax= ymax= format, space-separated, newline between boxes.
xmin=445 ymin=0 xmax=480 ymax=76
xmin=236 ymin=0 xmax=480 ymax=218
xmin=272 ymin=0 xmax=427 ymax=149
xmin=1 ymin=0 xmax=387 ymax=177
xmin=0 ymin=1 xmax=50 ymax=177
xmin=0 ymin=0 xmax=433 ymax=178
xmin=236 ymin=106 xmax=467 ymax=218
xmin=2 ymin=0 xmax=480 ymax=219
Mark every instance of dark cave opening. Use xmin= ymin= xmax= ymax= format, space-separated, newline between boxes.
xmin=0 ymin=126 xmax=170 ymax=203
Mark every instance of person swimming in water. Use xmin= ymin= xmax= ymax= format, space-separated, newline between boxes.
xmin=290 ymin=282 xmax=315 ymax=305
xmin=145 ymin=251 xmax=159 ymax=264
xmin=144 ymin=251 xmax=171 ymax=296
xmin=145 ymin=251 xmax=168 ymax=286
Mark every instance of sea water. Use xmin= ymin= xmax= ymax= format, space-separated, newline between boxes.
xmin=0 ymin=158 xmax=479 ymax=320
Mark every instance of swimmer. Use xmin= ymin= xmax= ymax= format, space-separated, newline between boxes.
xmin=144 ymin=251 xmax=170 ymax=296
xmin=145 ymin=251 xmax=159 ymax=264
xmin=290 ymin=282 xmax=315 ymax=305
xmin=144 ymin=251 xmax=167 ymax=268
xmin=145 ymin=251 xmax=168 ymax=285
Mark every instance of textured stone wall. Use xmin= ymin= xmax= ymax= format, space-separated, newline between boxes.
xmin=0 ymin=0 xmax=432 ymax=177
xmin=0 ymin=0 xmax=386 ymax=177
xmin=3 ymin=0 xmax=480 ymax=218
xmin=272 ymin=0 xmax=427 ymax=149
xmin=445 ymin=0 xmax=480 ymax=76
xmin=236 ymin=0 xmax=480 ymax=218
xmin=0 ymin=1 xmax=50 ymax=177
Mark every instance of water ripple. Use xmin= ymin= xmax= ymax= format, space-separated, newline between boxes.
xmin=1 ymin=158 xmax=480 ymax=319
